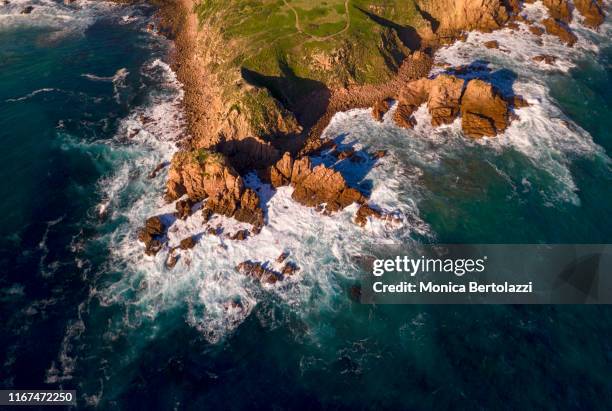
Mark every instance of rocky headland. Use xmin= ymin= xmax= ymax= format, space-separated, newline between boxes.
xmin=139 ymin=0 xmax=605 ymax=261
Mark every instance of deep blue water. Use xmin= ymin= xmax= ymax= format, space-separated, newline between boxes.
xmin=1 ymin=1 xmax=611 ymax=410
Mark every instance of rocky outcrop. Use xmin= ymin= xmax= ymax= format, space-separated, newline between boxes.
xmin=236 ymin=258 xmax=300 ymax=284
xmin=427 ymin=74 xmax=465 ymax=126
xmin=175 ymin=198 xmax=195 ymax=220
xmin=460 ymin=79 xmax=510 ymax=138
xmin=542 ymin=18 xmax=577 ymax=46
xmin=292 ymin=165 xmax=365 ymax=212
xmin=165 ymin=149 xmax=264 ymax=228
xmin=179 ymin=236 xmax=196 ymax=250
xmin=355 ymin=204 xmax=383 ymax=227
xmin=542 ymin=0 xmax=573 ymax=23
xmin=416 ymin=0 xmax=512 ymax=42
xmin=165 ymin=149 xmax=243 ymax=202
xmin=574 ymin=0 xmax=605 ymax=28
xmin=267 ymin=152 xmax=367 ymax=214
xmin=393 ymin=75 xmax=524 ymax=138
xmin=138 ymin=216 xmax=165 ymax=256
xmin=393 ymin=78 xmax=430 ymax=128
xmin=372 ymin=99 xmax=391 ymax=122
xmin=533 ymin=54 xmax=557 ymax=64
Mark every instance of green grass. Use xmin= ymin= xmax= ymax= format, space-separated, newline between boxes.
xmin=193 ymin=0 xmax=428 ymax=138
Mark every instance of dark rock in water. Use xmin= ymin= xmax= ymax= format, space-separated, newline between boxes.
xmin=20 ymin=5 xmax=34 ymax=13
xmin=532 ymin=54 xmax=557 ymax=65
xmin=511 ymin=95 xmax=530 ymax=109
xmin=349 ymin=285 xmax=362 ymax=302
xmin=542 ymin=18 xmax=577 ymax=46
xmin=281 ymin=262 xmax=300 ymax=276
xmin=236 ymin=261 xmax=279 ymax=284
xmin=355 ymin=204 xmax=383 ymax=227
xmin=148 ymin=162 xmax=167 ymax=179
xmin=179 ymin=236 xmax=196 ymax=250
xmin=201 ymin=207 xmax=213 ymax=223
xmin=276 ymin=251 xmax=289 ymax=263
xmin=337 ymin=148 xmax=355 ymax=160
xmin=175 ymin=198 xmax=195 ymax=220
xmin=484 ymin=40 xmax=499 ymax=49
xmin=145 ymin=239 xmax=163 ymax=256
xmin=372 ymin=150 xmax=387 ymax=159
xmin=371 ymin=99 xmax=391 ymax=122
xmin=207 ymin=227 xmax=218 ymax=236
xmin=2 ymin=0 xmax=11 ymax=6
xmin=229 ymin=230 xmax=248 ymax=241
xmin=528 ymin=25 xmax=544 ymax=36
xmin=165 ymin=252 xmax=178 ymax=269
xmin=139 ymin=216 xmax=165 ymax=256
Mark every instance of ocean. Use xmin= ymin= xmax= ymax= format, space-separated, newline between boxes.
xmin=1 ymin=0 xmax=611 ymax=409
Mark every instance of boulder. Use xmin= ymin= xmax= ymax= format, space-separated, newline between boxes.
xmin=276 ymin=251 xmax=289 ymax=263
xmin=20 ymin=5 xmax=33 ymax=13
xmin=427 ymin=74 xmax=465 ymax=126
xmin=542 ymin=18 xmax=577 ymax=46
xmin=372 ymin=99 xmax=391 ymax=122
xmin=291 ymin=165 xmax=365 ymax=212
xmin=179 ymin=236 xmax=196 ymax=250
xmin=372 ymin=150 xmax=387 ymax=159
xmin=484 ymin=40 xmax=499 ymax=48
xmin=175 ymin=198 xmax=195 ymax=220
xmin=165 ymin=149 xmax=243 ymax=202
xmin=393 ymin=78 xmax=430 ymax=129
xmin=229 ymin=230 xmax=249 ymax=241
xmin=542 ymin=0 xmax=572 ymax=23
xmin=533 ymin=54 xmax=557 ymax=64
xmin=281 ymin=262 xmax=300 ymax=276
xmin=573 ymin=0 xmax=605 ymax=28
xmin=236 ymin=261 xmax=279 ymax=284
xmin=460 ymin=79 xmax=510 ymax=138
xmin=511 ymin=95 xmax=530 ymax=108
xmin=269 ymin=152 xmax=293 ymax=188
xmin=138 ymin=216 xmax=166 ymax=256
xmin=528 ymin=25 xmax=545 ymax=36
xmin=233 ymin=188 xmax=264 ymax=227
xmin=355 ymin=204 xmax=383 ymax=227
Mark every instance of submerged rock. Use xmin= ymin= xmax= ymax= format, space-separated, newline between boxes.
xmin=20 ymin=5 xmax=33 ymax=14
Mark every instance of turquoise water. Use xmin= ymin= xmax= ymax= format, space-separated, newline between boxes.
xmin=1 ymin=1 xmax=611 ymax=409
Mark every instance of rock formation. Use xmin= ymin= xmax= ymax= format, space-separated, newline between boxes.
xmin=543 ymin=18 xmax=578 ymax=46
xmin=165 ymin=149 xmax=264 ymax=228
xmin=460 ymin=79 xmax=510 ymax=138
xmin=138 ymin=216 xmax=165 ymax=256
xmin=372 ymin=99 xmax=391 ymax=122
xmin=393 ymin=75 xmax=523 ymax=139
xmin=574 ymin=0 xmax=605 ymax=28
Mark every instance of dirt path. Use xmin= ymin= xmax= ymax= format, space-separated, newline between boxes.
xmin=282 ymin=0 xmax=351 ymax=41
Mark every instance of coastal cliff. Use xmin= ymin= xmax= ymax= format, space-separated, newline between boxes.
xmin=140 ymin=0 xmax=606 ymax=253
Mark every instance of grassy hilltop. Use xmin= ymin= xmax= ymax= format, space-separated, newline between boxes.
xmin=192 ymin=0 xmax=430 ymax=135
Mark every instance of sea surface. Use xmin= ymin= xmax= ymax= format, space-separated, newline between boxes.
xmin=1 ymin=1 xmax=611 ymax=409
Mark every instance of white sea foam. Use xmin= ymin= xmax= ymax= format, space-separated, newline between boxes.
xmin=5 ymin=87 xmax=59 ymax=102
xmin=54 ymin=0 xmax=612 ymax=348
